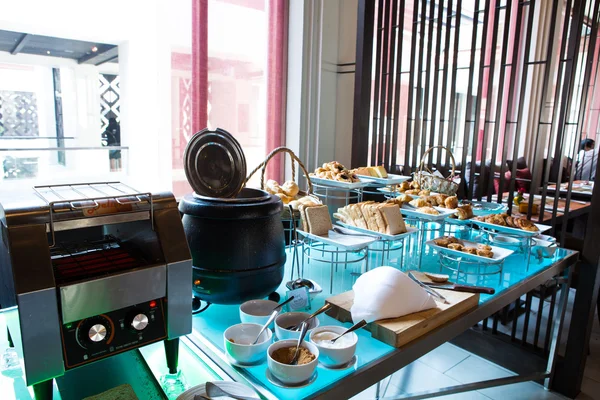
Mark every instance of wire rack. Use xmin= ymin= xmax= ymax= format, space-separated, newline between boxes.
xmin=51 ymin=235 xmax=146 ymax=284
xmin=34 ymin=182 xmax=154 ymax=247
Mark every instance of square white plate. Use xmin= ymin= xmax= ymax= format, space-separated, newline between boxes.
xmin=308 ymin=175 xmax=372 ymax=189
xmin=426 ymin=238 xmax=514 ymax=263
xmin=335 ymin=222 xmax=418 ymax=241
xmin=400 ymin=205 xmax=457 ymax=221
xmin=296 ymin=229 xmax=377 ymax=250
xmin=472 ymin=219 xmax=551 ymax=237
xmin=356 ymin=174 xmax=412 ymax=185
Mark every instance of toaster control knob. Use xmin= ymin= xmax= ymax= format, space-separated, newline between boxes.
xmin=131 ymin=313 xmax=149 ymax=331
xmin=88 ymin=324 xmax=107 ymax=343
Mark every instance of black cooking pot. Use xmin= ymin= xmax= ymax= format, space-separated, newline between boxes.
xmin=179 ymin=187 xmax=286 ymax=304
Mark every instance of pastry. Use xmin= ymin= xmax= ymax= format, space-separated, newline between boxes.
xmin=304 ymin=205 xmax=332 ymax=236
xmin=447 ymin=237 xmax=463 ymax=245
xmin=405 ymin=189 xmax=420 ymax=195
xmin=398 ymin=194 xmax=413 ymax=203
xmin=418 ymin=190 xmax=431 ymax=196
xmin=378 ymin=204 xmax=407 ymax=235
xmin=410 ymin=181 xmax=421 ymax=189
xmin=434 ymin=194 xmax=449 ymax=206
xmin=352 ymin=167 xmax=371 ymax=176
xmin=455 ymin=204 xmax=474 ymax=220
xmin=477 ymin=244 xmax=492 ymax=251
xmin=424 ymin=272 xmax=450 ymax=283
xmin=417 ymin=207 xmax=440 ymax=215
xmin=281 ymin=181 xmax=300 ymax=197
xmin=266 ymin=179 xmax=281 ymax=195
xmin=410 ymin=198 xmax=430 ymax=208
xmin=433 ymin=237 xmax=451 ymax=247
xmin=399 ymin=181 xmax=411 ymax=192
xmin=275 ymin=193 xmax=293 ymax=204
xmin=422 ymin=196 xmax=438 ymax=206
xmin=448 ymin=243 xmax=464 ymax=251
xmin=476 ymin=249 xmax=494 ymax=258
xmin=444 ymin=196 xmax=459 ymax=209
xmin=516 ymin=218 xmax=539 ymax=232
xmin=462 ymin=247 xmax=478 ymax=255
xmin=311 ymin=161 xmax=360 ymax=182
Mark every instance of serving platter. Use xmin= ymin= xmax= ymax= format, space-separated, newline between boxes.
xmin=296 ymin=229 xmax=378 ymax=250
xmin=308 ymin=175 xmax=372 ymax=189
xmin=426 ymin=238 xmax=514 ymax=263
xmin=465 ymin=201 xmax=509 ymax=216
xmin=400 ymin=205 xmax=457 ymax=221
xmin=472 ymin=219 xmax=551 ymax=237
xmin=356 ymin=174 xmax=412 ymax=185
xmin=177 ymin=382 xmax=260 ymax=400
xmin=335 ymin=222 xmax=418 ymax=241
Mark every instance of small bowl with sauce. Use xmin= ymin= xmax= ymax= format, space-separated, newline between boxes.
xmin=309 ymin=325 xmax=358 ymax=367
xmin=224 ymin=323 xmax=272 ymax=365
xmin=267 ymin=339 xmax=319 ymax=384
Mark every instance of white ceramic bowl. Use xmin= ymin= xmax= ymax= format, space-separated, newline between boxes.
xmin=267 ymin=339 xmax=319 ymax=384
xmin=309 ymin=325 xmax=358 ymax=367
xmin=223 ymin=323 xmax=272 ymax=365
xmin=239 ymin=299 xmax=279 ymax=327
xmin=274 ymin=312 xmax=320 ymax=340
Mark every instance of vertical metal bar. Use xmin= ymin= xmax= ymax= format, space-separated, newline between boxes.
xmin=486 ymin=0 xmax=513 ymax=201
xmin=426 ymin=0 xmax=443 ymax=163
xmin=461 ymin=0 xmax=482 ymax=196
xmin=390 ymin=0 xmax=407 ymax=169
xmin=510 ymin=298 xmax=520 ymax=341
xmin=449 ymin=0 xmax=463 ymax=169
xmin=383 ymin=0 xmax=400 ymax=169
xmin=351 ymin=0 xmax=376 ymax=168
xmin=498 ymin=0 xmax=527 ymax=198
xmin=482 ymin=317 xmax=488 ymax=331
xmin=479 ymin=0 xmax=502 ymax=201
xmin=468 ymin=1 xmax=491 ymax=201
xmin=377 ymin=0 xmax=393 ymax=166
xmin=545 ymin=269 xmax=572 ymax=389
xmin=421 ymin=0 xmax=437 ymax=166
xmin=506 ymin=0 xmax=537 ymax=210
xmin=492 ymin=311 xmax=499 ymax=334
xmin=521 ymin=292 xmax=533 ymax=345
xmin=437 ymin=0 xmax=454 ymax=168
xmin=533 ymin=285 xmax=546 ymax=350
xmin=404 ymin=0 xmax=421 ymax=172
xmin=411 ymin=0 xmax=428 ymax=171
xmin=544 ymin=287 xmax=558 ymax=354
xmin=371 ymin=0 xmax=386 ymax=165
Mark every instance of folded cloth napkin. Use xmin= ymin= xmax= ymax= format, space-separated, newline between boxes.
xmin=350 ymin=266 xmax=437 ymax=323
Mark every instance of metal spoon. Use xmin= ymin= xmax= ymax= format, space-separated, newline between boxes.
xmin=273 ymin=295 xmax=295 ymax=311
xmin=252 ymin=309 xmax=279 ymax=345
xmin=290 ymin=321 xmax=310 ymax=365
xmin=285 ymin=303 xmax=332 ymax=331
xmin=205 ymin=382 xmax=260 ymax=400
xmin=330 ymin=320 xmax=368 ymax=343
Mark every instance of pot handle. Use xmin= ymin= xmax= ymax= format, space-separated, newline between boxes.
xmin=245 ymin=146 xmax=314 ymax=195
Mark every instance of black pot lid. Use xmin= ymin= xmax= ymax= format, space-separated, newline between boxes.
xmin=184 ymin=128 xmax=247 ymax=198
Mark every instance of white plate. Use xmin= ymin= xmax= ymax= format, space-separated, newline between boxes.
xmin=534 ymin=233 xmax=556 ymax=243
xmin=297 ymin=229 xmax=377 ymax=250
xmin=177 ymin=381 xmax=259 ymax=400
xmin=426 ymin=239 xmax=514 ymax=263
xmin=356 ymin=174 xmax=412 ymax=185
xmin=308 ymin=175 xmax=372 ymax=189
xmin=472 ymin=219 xmax=551 ymax=237
xmin=400 ymin=205 xmax=457 ymax=221
xmin=335 ymin=222 xmax=418 ymax=241
xmin=445 ymin=216 xmax=473 ymax=225
xmin=467 ymin=201 xmax=509 ymax=216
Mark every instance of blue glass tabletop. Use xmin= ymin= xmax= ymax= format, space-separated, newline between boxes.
xmin=190 ymin=224 xmax=576 ymax=399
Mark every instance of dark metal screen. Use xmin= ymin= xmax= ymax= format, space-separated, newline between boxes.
xmin=353 ymin=0 xmax=600 ymax=238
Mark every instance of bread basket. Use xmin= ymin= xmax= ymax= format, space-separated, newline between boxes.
xmin=246 ymin=146 xmax=320 ymax=219
xmin=414 ymin=146 xmax=459 ymax=196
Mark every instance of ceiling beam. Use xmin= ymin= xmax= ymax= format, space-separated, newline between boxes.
xmin=11 ymin=33 xmax=30 ymax=55
xmin=78 ymin=45 xmax=118 ymax=66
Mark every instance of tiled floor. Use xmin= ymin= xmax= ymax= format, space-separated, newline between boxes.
xmin=353 ymin=299 xmax=600 ymax=400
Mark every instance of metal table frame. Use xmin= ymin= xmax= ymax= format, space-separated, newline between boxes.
xmin=182 ymin=251 xmax=577 ymax=400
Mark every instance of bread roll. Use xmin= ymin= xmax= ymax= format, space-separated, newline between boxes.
xmin=281 ymin=181 xmax=300 ymax=197
xmin=266 ymin=179 xmax=281 ymax=195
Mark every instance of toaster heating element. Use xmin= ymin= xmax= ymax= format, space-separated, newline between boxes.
xmin=0 ymin=182 xmax=192 ymax=400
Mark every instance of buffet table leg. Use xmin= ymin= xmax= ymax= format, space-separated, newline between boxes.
xmin=164 ymin=338 xmax=180 ymax=374
xmin=32 ymin=379 xmax=53 ymax=400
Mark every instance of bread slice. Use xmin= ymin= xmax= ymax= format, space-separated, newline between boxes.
xmin=359 ymin=202 xmax=379 ymax=232
xmin=372 ymin=204 xmax=388 ymax=233
xmin=379 ymin=204 xmax=407 ymax=235
xmin=347 ymin=204 xmax=368 ymax=229
xmin=374 ymin=166 xmax=388 ymax=178
xmin=305 ymin=205 xmax=332 ymax=236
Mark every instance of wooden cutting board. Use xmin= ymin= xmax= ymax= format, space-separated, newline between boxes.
xmin=325 ymin=271 xmax=479 ymax=348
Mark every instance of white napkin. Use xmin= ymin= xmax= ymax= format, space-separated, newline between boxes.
xmin=350 ymin=266 xmax=437 ymax=323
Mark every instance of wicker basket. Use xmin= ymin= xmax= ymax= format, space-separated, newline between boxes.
xmin=245 ymin=146 xmax=319 ymax=219
xmin=414 ymin=145 xmax=459 ymax=196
